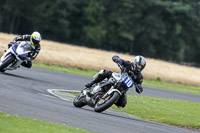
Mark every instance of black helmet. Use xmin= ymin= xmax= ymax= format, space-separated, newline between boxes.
xmin=132 ymin=56 xmax=146 ymax=73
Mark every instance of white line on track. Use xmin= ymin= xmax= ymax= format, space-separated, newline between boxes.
xmin=38 ymin=93 xmax=57 ymax=99
xmin=47 ymin=89 xmax=80 ymax=102
xmin=47 ymin=89 xmax=81 ymax=93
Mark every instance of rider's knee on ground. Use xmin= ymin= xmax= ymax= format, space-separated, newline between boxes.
xmin=115 ymin=96 xmax=127 ymax=108
xmin=21 ymin=61 xmax=32 ymax=68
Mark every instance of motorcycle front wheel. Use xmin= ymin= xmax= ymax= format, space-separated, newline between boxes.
xmin=94 ymin=91 xmax=120 ymax=113
xmin=73 ymin=92 xmax=86 ymax=108
xmin=0 ymin=55 xmax=14 ymax=72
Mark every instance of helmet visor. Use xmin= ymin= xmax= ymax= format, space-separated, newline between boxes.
xmin=134 ymin=63 xmax=141 ymax=73
xmin=136 ymin=64 xmax=142 ymax=69
xmin=31 ymin=38 xmax=40 ymax=46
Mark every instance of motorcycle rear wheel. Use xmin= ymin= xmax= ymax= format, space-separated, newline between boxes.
xmin=94 ymin=92 xmax=120 ymax=112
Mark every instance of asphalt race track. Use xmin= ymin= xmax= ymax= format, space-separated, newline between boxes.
xmin=0 ymin=67 xmax=198 ymax=133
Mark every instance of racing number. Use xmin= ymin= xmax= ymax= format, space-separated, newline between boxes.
xmin=125 ymin=77 xmax=133 ymax=88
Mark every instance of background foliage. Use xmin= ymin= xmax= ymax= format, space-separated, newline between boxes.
xmin=0 ymin=0 xmax=200 ymax=65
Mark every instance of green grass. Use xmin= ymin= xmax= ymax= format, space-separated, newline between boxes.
xmin=0 ymin=112 xmax=91 ymax=133
xmin=143 ymin=79 xmax=200 ymax=95
xmin=68 ymin=92 xmax=200 ymax=129
xmin=111 ymin=95 xmax=200 ymax=129
xmin=33 ymin=62 xmax=97 ymax=77
xmin=33 ymin=62 xmax=200 ymax=95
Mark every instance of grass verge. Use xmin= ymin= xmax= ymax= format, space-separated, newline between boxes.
xmin=33 ymin=62 xmax=200 ymax=95
xmin=0 ymin=112 xmax=91 ymax=133
xmin=33 ymin=62 xmax=96 ymax=77
xmin=69 ymin=92 xmax=200 ymax=130
xmin=111 ymin=95 xmax=200 ymax=131
xmin=143 ymin=79 xmax=200 ymax=95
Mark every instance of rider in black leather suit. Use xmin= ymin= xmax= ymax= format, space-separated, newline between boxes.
xmin=85 ymin=55 xmax=146 ymax=108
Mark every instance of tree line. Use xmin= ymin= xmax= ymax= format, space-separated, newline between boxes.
xmin=0 ymin=0 xmax=200 ymax=66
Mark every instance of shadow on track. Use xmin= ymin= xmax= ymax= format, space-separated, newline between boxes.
xmin=74 ymin=106 xmax=158 ymax=126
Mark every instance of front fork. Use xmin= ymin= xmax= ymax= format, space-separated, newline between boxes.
xmin=97 ymin=86 xmax=122 ymax=105
xmin=1 ymin=49 xmax=11 ymax=63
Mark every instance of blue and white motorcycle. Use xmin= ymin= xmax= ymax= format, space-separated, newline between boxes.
xmin=0 ymin=41 xmax=32 ymax=72
xmin=73 ymin=63 xmax=134 ymax=112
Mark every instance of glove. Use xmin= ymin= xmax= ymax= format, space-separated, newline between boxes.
xmin=128 ymin=70 xmax=134 ymax=76
xmin=135 ymin=84 xmax=143 ymax=94
xmin=8 ymin=42 xmax=15 ymax=48
xmin=112 ymin=55 xmax=120 ymax=63
xmin=112 ymin=55 xmax=123 ymax=65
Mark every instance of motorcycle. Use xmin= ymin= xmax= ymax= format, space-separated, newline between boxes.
xmin=0 ymin=41 xmax=32 ymax=72
xmin=73 ymin=63 xmax=134 ymax=112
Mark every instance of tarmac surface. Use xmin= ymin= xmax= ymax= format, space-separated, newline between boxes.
xmin=0 ymin=67 xmax=198 ymax=133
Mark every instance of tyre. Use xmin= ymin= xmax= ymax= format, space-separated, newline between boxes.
xmin=0 ymin=55 xmax=14 ymax=72
xmin=94 ymin=92 xmax=120 ymax=112
xmin=73 ymin=92 xmax=86 ymax=108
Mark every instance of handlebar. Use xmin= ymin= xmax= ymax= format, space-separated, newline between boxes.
xmin=117 ymin=63 xmax=125 ymax=72
xmin=117 ymin=62 xmax=136 ymax=79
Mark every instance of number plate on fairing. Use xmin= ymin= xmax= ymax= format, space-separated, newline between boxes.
xmin=123 ymin=76 xmax=134 ymax=88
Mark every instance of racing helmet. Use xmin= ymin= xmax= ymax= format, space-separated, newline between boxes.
xmin=30 ymin=31 xmax=42 ymax=46
xmin=132 ymin=56 xmax=146 ymax=73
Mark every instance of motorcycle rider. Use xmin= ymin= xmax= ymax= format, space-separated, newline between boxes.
xmin=85 ymin=55 xmax=146 ymax=108
xmin=8 ymin=31 xmax=42 ymax=68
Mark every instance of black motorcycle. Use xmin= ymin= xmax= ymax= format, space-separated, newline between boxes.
xmin=73 ymin=63 xmax=134 ymax=112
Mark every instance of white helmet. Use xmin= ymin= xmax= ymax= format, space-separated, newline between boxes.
xmin=30 ymin=31 xmax=42 ymax=46
xmin=132 ymin=56 xmax=146 ymax=73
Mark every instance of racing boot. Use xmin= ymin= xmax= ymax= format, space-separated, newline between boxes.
xmin=85 ymin=80 xmax=95 ymax=88
xmin=85 ymin=71 xmax=105 ymax=88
